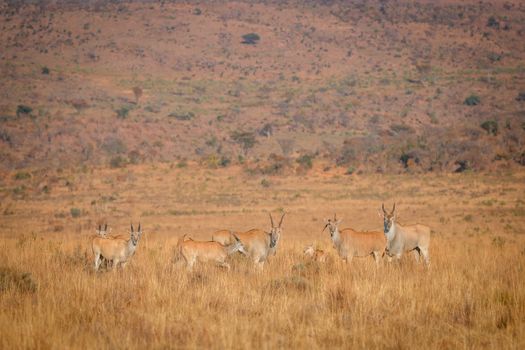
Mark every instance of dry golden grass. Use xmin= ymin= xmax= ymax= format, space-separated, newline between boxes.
xmin=1 ymin=164 xmax=525 ymax=349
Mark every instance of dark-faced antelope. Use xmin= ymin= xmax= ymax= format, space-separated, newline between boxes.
xmin=381 ymin=203 xmax=430 ymax=265
xmin=322 ymin=214 xmax=385 ymax=264
xmin=234 ymin=213 xmax=285 ymax=270
xmin=303 ymin=244 xmax=327 ymax=262
xmin=175 ymin=234 xmax=247 ymax=270
xmin=92 ymin=223 xmax=143 ymax=272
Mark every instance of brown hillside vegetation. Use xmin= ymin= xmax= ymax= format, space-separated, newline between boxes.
xmin=1 ymin=1 xmax=525 ymax=349
xmin=0 ymin=0 xmax=524 ymax=172
xmin=1 ymin=164 xmax=525 ymax=348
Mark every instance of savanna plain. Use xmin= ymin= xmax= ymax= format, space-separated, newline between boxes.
xmin=1 ymin=165 xmax=524 ymax=349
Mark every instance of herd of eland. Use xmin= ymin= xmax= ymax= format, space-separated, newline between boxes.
xmin=91 ymin=204 xmax=430 ymax=272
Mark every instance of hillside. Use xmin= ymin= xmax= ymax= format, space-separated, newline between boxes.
xmin=1 ymin=0 xmax=524 ymax=174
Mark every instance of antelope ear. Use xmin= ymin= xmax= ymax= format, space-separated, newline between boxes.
xmin=377 ymin=209 xmax=384 ymax=218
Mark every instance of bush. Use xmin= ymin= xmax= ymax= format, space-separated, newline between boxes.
xmin=102 ymin=137 xmax=127 ymax=155
xmin=487 ymin=16 xmax=499 ymax=29
xmin=168 ymin=111 xmax=195 ymax=121
xmin=231 ymin=131 xmax=257 ymax=155
xmin=70 ymin=208 xmax=82 ymax=218
xmin=516 ymin=92 xmax=525 ymax=102
xmin=110 ymin=156 xmax=128 ymax=168
xmin=0 ymin=267 xmax=37 ymax=293
xmin=16 ymin=105 xmax=32 ymax=117
xmin=116 ymin=105 xmax=132 ymax=119
xmin=241 ymin=33 xmax=260 ymax=45
xmin=14 ymin=171 xmax=31 ymax=180
xmin=260 ymin=179 xmax=271 ymax=188
xmin=390 ymin=124 xmax=414 ymax=134
xmin=42 ymin=66 xmax=50 ymax=74
xmin=296 ymin=154 xmax=314 ymax=169
xmin=480 ymin=120 xmax=498 ymax=135
xmin=464 ymin=95 xmax=481 ymax=106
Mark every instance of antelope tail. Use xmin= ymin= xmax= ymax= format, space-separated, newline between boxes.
xmin=174 ymin=234 xmax=187 ymax=261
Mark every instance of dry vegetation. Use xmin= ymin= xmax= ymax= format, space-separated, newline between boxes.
xmin=1 ymin=0 xmax=524 ymax=173
xmin=1 ymin=164 xmax=525 ymax=348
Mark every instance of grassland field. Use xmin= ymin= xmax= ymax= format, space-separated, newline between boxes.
xmin=1 ymin=164 xmax=524 ymax=349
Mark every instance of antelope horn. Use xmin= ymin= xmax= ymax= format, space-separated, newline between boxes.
xmin=391 ymin=202 xmax=396 ymax=215
xmin=269 ymin=213 xmax=275 ymax=227
xmin=104 ymin=223 xmax=107 ymax=231
xmin=138 ymin=222 xmax=141 ymax=232
xmin=278 ymin=213 xmax=285 ymax=227
xmin=131 ymin=223 xmax=134 ymax=232
xmin=382 ymin=203 xmax=387 ymax=215
xmin=321 ymin=223 xmax=329 ymax=234
xmin=98 ymin=224 xmax=101 ymax=231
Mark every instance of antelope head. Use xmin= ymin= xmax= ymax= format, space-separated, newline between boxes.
xmin=268 ymin=212 xmax=285 ymax=248
xmin=96 ymin=223 xmax=110 ymax=237
xmin=130 ymin=223 xmax=143 ymax=246
xmin=381 ymin=203 xmax=396 ymax=234
xmin=322 ymin=214 xmax=342 ymax=239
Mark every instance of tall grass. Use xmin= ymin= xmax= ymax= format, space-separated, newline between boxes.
xmin=0 ymin=232 xmax=524 ymax=349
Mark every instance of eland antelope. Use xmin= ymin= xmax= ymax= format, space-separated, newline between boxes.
xmin=212 ymin=230 xmax=237 ymax=246
xmin=175 ymin=234 xmax=247 ymax=270
xmin=92 ymin=223 xmax=143 ymax=271
xmin=234 ymin=213 xmax=285 ymax=269
xmin=303 ymin=244 xmax=327 ymax=262
xmin=322 ymin=214 xmax=385 ymax=264
xmin=95 ymin=224 xmax=111 ymax=237
xmin=381 ymin=203 xmax=430 ymax=265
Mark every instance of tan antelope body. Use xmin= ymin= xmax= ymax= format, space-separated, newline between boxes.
xmin=323 ymin=214 xmax=385 ymax=264
xmin=382 ymin=203 xmax=430 ymax=265
xmin=175 ymin=234 xmax=246 ymax=270
xmin=303 ymin=244 xmax=327 ymax=262
xmin=212 ymin=230 xmax=237 ymax=246
xmin=92 ymin=223 xmax=143 ymax=271
xmin=234 ymin=213 xmax=285 ymax=269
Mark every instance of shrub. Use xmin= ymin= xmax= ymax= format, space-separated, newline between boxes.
xmin=42 ymin=66 xmax=50 ymax=74
xmin=116 ymin=105 xmax=132 ymax=119
xmin=0 ymin=267 xmax=37 ymax=293
xmin=176 ymin=160 xmax=188 ymax=168
xmin=219 ymin=156 xmax=231 ymax=167
xmin=487 ymin=16 xmax=499 ymax=29
xmin=16 ymin=105 xmax=32 ymax=117
xmin=102 ymin=137 xmax=127 ymax=155
xmin=390 ymin=124 xmax=414 ymax=134
xmin=480 ymin=120 xmax=498 ymax=135
xmin=464 ymin=95 xmax=480 ymax=106
xmin=193 ymin=7 xmax=202 ymax=15
xmin=516 ymin=92 xmax=525 ymax=102
xmin=296 ymin=154 xmax=314 ymax=169
xmin=231 ymin=131 xmax=257 ymax=155
xmin=241 ymin=33 xmax=260 ymax=45
xmin=168 ymin=111 xmax=195 ymax=121
xmin=110 ymin=156 xmax=127 ymax=168
xmin=14 ymin=171 xmax=31 ymax=180
xmin=261 ymin=179 xmax=271 ymax=188
xmin=259 ymin=123 xmax=273 ymax=137
xmin=70 ymin=208 xmax=82 ymax=218
xmin=132 ymin=86 xmax=143 ymax=104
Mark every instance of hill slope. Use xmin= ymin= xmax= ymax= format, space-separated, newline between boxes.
xmin=1 ymin=0 xmax=524 ymax=173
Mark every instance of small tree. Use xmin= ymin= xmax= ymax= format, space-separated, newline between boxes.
xmin=241 ymin=33 xmax=260 ymax=45
xmin=480 ymin=120 xmax=498 ymax=136
xmin=231 ymin=131 xmax=257 ymax=156
xmin=132 ymin=86 xmax=143 ymax=104
xmin=464 ymin=95 xmax=481 ymax=106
